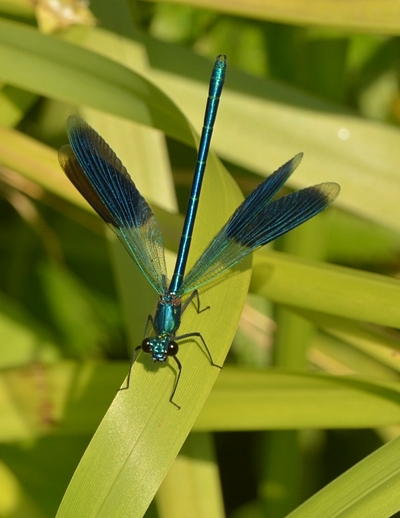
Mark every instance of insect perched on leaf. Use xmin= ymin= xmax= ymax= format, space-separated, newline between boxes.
xmin=59 ymin=55 xmax=340 ymax=408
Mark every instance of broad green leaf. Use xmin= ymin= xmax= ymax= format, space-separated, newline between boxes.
xmin=0 ymin=0 xmax=33 ymax=17
xmin=147 ymin=0 xmax=400 ymax=35
xmin=196 ymin=368 xmax=400 ymax=431
xmin=4 ymin=363 xmax=400 ymax=441
xmin=285 ymin=436 xmax=400 ymax=518
xmin=156 ymin=433 xmax=225 ymax=518
xmin=251 ymin=251 xmax=400 ymax=329
xmin=0 ymin=18 xmax=190 ymax=143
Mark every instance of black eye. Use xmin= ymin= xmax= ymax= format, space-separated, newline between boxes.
xmin=141 ymin=339 xmax=151 ymax=353
xmin=167 ymin=341 xmax=179 ymax=356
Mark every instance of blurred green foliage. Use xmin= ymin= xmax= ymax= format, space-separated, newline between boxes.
xmin=0 ymin=0 xmax=400 ymax=517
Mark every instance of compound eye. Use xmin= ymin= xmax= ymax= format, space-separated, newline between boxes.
xmin=141 ymin=338 xmax=152 ymax=353
xmin=167 ymin=341 xmax=179 ymax=357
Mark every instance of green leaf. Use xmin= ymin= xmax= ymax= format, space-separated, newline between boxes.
xmin=156 ymin=433 xmax=225 ymax=518
xmin=149 ymin=0 xmax=400 ymax=34
xmin=196 ymin=368 xmax=400 ymax=431
xmin=0 ymin=18 xmax=189 ymax=143
xmin=3 ymin=363 xmax=400 ymax=440
xmin=251 ymin=251 xmax=400 ymax=328
xmin=285 ymin=435 xmax=400 ymax=517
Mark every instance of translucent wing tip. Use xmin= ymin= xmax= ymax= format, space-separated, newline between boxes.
xmin=66 ymin=113 xmax=85 ymax=133
xmin=292 ymin=152 xmax=304 ymax=167
xmin=316 ymin=182 xmax=341 ymax=204
xmin=277 ymin=152 xmax=303 ymax=179
xmin=287 ymin=154 xmax=339 ymax=205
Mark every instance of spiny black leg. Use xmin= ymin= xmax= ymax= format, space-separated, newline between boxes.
xmin=182 ymin=290 xmax=210 ymax=315
xmin=118 ymin=344 xmax=141 ymax=391
xmin=181 ymin=290 xmax=197 ymax=313
xmin=175 ymin=331 xmax=222 ymax=369
xmin=170 ymin=356 xmax=182 ymax=409
xmin=192 ymin=290 xmax=210 ymax=314
xmin=119 ymin=314 xmax=156 ymax=392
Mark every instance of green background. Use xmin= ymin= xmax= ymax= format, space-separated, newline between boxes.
xmin=0 ymin=0 xmax=400 ymax=517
